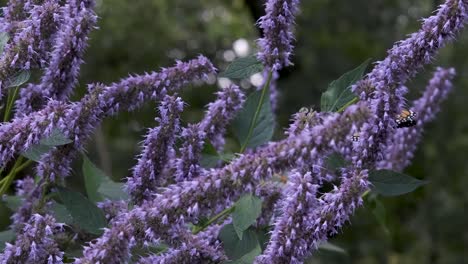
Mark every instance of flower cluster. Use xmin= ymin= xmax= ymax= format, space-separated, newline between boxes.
xmin=0 ymin=0 xmax=466 ymax=263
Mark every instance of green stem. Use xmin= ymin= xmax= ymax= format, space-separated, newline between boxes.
xmin=239 ymin=71 xmax=273 ymax=153
xmin=336 ymin=97 xmax=358 ymax=113
xmin=0 ymin=156 xmax=24 ymax=196
xmin=3 ymin=86 xmax=20 ymax=122
xmin=193 ymin=206 xmax=235 ymax=234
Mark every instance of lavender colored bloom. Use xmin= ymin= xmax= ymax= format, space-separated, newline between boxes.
xmin=126 ymin=95 xmax=184 ymax=204
xmin=73 ymin=104 xmax=370 ymax=262
xmin=366 ymin=0 xmax=467 ymax=92
xmin=97 ymin=199 xmax=129 ymax=222
xmin=14 ymin=176 xmax=35 ymax=196
xmin=137 ymin=229 xmax=226 ymax=264
xmin=0 ymin=214 xmax=64 ymax=264
xmin=256 ymin=169 xmax=369 ymax=263
xmin=1 ymin=0 xmax=30 ymax=34
xmin=174 ymin=84 xmax=245 ymax=181
xmin=257 ymin=0 xmax=300 ymax=71
xmin=16 ymin=0 xmax=98 ymax=115
xmin=0 ymin=0 xmax=61 ymax=96
xmin=255 ymin=181 xmax=282 ymax=227
xmin=379 ymin=67 xmax=455 ymax=171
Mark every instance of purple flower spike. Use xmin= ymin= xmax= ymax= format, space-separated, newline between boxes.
xmin=174 ymin=84 xmax=245 ymax=181
xmin=126 ymin=95 xmax=184 ymax=204
xmin=16 ymin=0 xmax=98 ymax=115
xmin=0 ymin=0 xmax=62 ymax=97
xmin=256 ymin=169 xmax=369 ymax=263
xmin=0 ymin=214 xmax=64 ymax=264
xmin=380 ymin=67 xmax=455 ymax=171
xmin=257 ymin=0 xmax=300 ymax=71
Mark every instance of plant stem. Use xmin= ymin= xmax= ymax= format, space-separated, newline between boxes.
xmin=3 ymin=85 xmax=20 ymax=122
xmin=193 ymin=206 xmax=235 ymax=234
xmin=239 ymin=71 xmax=273 ymax=153
xmin=0 ymin=156 xmax=24 ymax=196
xmin=336 ymin=97 xmax=358 ymax=113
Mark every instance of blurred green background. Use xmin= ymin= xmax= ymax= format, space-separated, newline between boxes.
xmin=5 ymin=0 xmax=468 ymax=263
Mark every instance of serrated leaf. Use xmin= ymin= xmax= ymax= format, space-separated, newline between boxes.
xmin=8 ymin=70 xmax=30 ymax=88
xmin=318 ymin=242 xmax=347 ymax=255
xmin=219 ymin=224 xmax=260 ymax=261
xmin=56 ymin=187 xmax=107 ymax=235
xmin=320 ymin=59 xmax=370 ymax=112
xmin=0 ymin=32 xmax=9 ymax=54
xmin=369 ymin=169 xmax=428 ymax=196
xmin=220 ymin=55 xmax=263 ymax=79
xmin=232 ymin=194 xmax=262 ymax=240
xmin=3 ymin=195 xmax=22 ymax=211
xmin=98 ymin=180 xmax=128 ymax=201
xmin=41 ymin=129 xmax=73 ymax=146
xmin=233 ymin=88 xmax=274 ymax=149
xmin=83 ymin=155 xmax=128 ymax=202
xmin=50 ymin=201 xmax=74 ymax=225
xmin=200 ymin=142 xmax=221 ymax=168
xmin=0 ymin=229 xmax=15 ymax=251
xmin=21 ymin=129 xmax=72 ymax=161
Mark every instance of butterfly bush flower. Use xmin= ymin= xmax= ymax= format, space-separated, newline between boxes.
xmin=126 ymin=95 xmax=184 ymax=204
xmin=0 ymin=214 xmax=64 ymax=264
xmin=174 ymin=84 xmax=245 ymax=181
xmin=380 ymin=67 xmax=455 ymax=171
xmin=16 ymin=0 xmax=98 ymax=115
xmin=74 ymin=104 xmax=370 ymax=262
xmin=0 ymin=0 xmax=61 ymax=96
xmin=256 ymin=169 xmax=368 ymax=263
xmin=257 ymin=0 xmax=300 ymax=71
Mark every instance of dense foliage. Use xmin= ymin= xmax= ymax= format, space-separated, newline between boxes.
xmin=0 ymin=0 xmax=467 ymax=263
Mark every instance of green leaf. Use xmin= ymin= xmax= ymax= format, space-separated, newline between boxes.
xmin=83 ymin=155 xmax=105 ymax=202
xmin=232 ymin=194 xmax=262 ymax=240
xmin=0 ymin=32 xmax=9 ymax=54
xmin=320 ymin=59 xmax=370 ymax=112
xmin=219 ymin=224 xmax=260 ymax=261
xmin=325 ymin=152 xmax=348 ymax=173
xmin=22 ymin=129 xmax=72 ymax=161
xmin=200 ymin=142 xmax=221 ymax=168
xmin=50 ymin=201 xmax=74 ymax=225
xmin=8 ymin=70 xmax=31 ymax=88
xmin=228 ymin=246 xmax=262 ymax=264
xmin=233 ymin=88 xmax=275 ymax=149
xmin=3 ymin=195 xmax=22 ymax=211
xmin=318 ymin=242 xmax=347 ymax=255
xmin=0 ymin=229 xmax=15 ymax=251
xmin=372 ymin=198 xmax=390 ymax=235
xmin=369 ymin=169 xmax=428 ymax=196
xmin=220 ymin=55 xmax=263 ymax=79
xmin=82 ymin=155 xmax=128 ymax=202
xmin=56 ymin=187 xmax=107 ymax=235
xmin=98 ymin=180 xmax=128 ymax=201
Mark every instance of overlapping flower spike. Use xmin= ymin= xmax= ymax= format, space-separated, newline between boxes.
xmin=0 ymin=100 xmax=68 ymax=168
xmin=367 ymin=0 xmax=467 ymax=92
xmin=16 ymin=0 xmax=98 ymax=115
xmin=0 ymin=214 xmax=64 ymax=263
xmin=255 ymin=181 xmax=283 ymax=227
xmin=256 ymin=169 xmax=369 ymax=263
xmin=97 ymin=199 xmax=129 ymax=221
xmin=257 ymin=0 xmax=300 ymax=71
xmin=174 ymin=84 xmax=245 ymax=181
xmin=136 ymin=227 xmax=226 ymax=264
xmin=199 ymin=84 xmax=245 ymax=150
xmin=77 ymin=218 xmax=135 ymax=264
xmin=380 ymin=67 xmax=455 ymax=171
xmin=15 ymin=176 xmax=35 ymax=196
xmin=73 ymin=104 xmax=370 ymax=261
xmin=1 ymin=0 xmax=30 ymax=34
xmin=256 ymin=170 xmax=319 ymax=263
xmin=126 ymin=95 xmax=184 ymax=204
xmin=0 ymin=0 xmax=62 ymax=96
